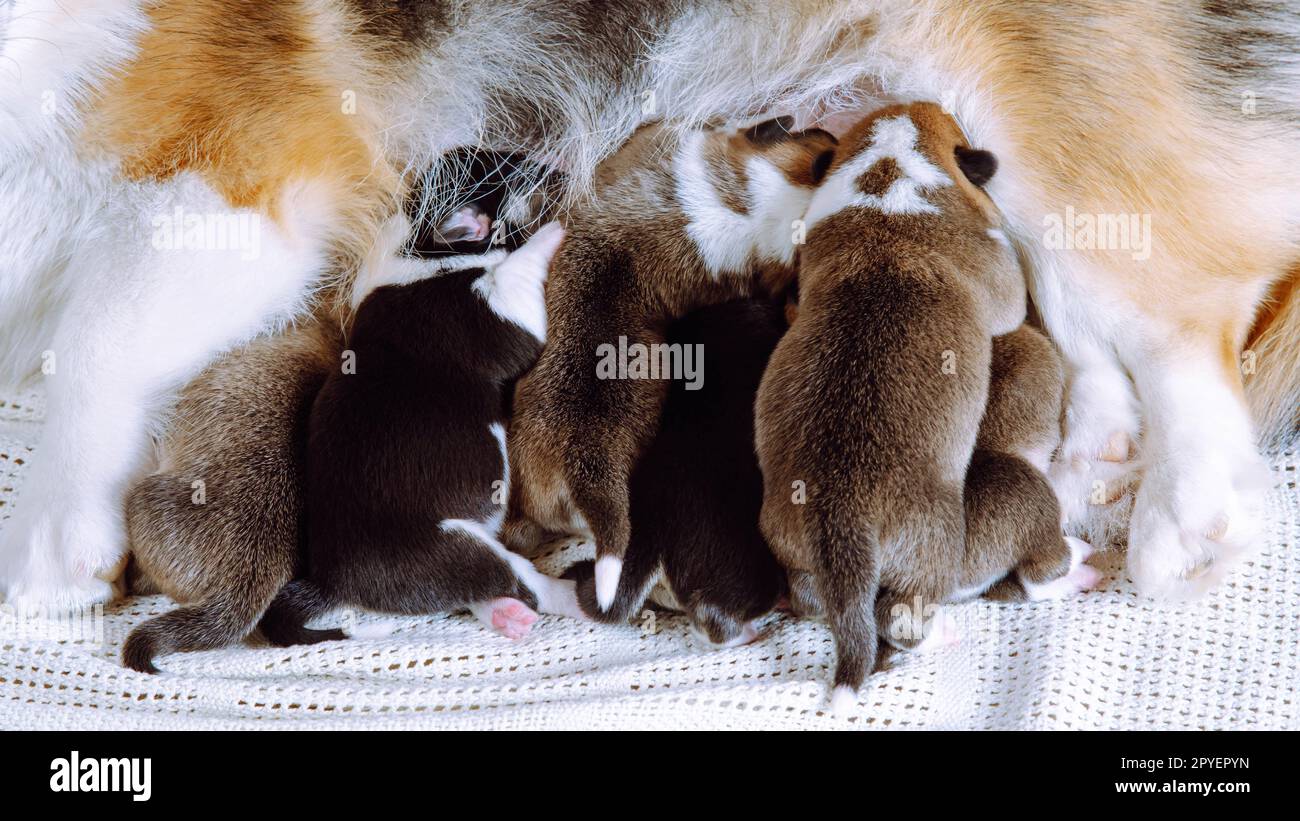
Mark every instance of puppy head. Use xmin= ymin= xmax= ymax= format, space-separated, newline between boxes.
xmin=734 ymin=116 xmax=839 ymax=188
xmin=805 ymin=102 xmax=1024 ymax=331
xmin=680 ymin=118 xmax=837 ymax=289
xmin=810 ymin=101 xmax=1002 ymax=225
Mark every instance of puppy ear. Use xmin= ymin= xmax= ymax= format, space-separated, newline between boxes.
xmin=954 ymin=146 xmax=997 ymax=186
xmin=810 ymin=149 xmax=835 ymax=184
xmin=745 ymin=115 xmax=796 ymax=144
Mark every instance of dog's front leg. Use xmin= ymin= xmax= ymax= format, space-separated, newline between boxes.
xmin=1122 ymin=333 xmax=1270 ymax=598
xmin=0 ymin=176 xmax=332 ymax=613
xmin=1033 ymin=260 xmax=1143 ymax=527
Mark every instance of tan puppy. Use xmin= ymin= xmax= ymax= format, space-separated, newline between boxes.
xmin=958 ymin=325 xmax=1101 ymax=603
xmin=505 ymin=118 xmax=835 ymax=610
xmin=123 ymin=316 xmax=341 ymax=671
xmin=783 ymin=324 xmax=1102 ymax=667
xmin=756 ymin=102 xmax=1030 ymax=712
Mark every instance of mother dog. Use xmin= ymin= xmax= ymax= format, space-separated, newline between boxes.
xmin=1 ymin=0 xmax=1297 ymax=611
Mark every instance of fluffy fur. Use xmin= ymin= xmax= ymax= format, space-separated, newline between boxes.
xmin=564 ymin=298 xmax=788 ymax=647
xmin=2 ymin=0 xmax=1298 ymax=613
xmin=260 ymin=224 xmax=581 ymax=649
xmin=121 ymin=182 xmax=555 ymax=670
xmin=122 ymin=317 xmax=341 ymax=672
xmin=503 ymin=118 xmax=835 ymax=611
xmin=757 ymin=102 xmax=1031 ymax=702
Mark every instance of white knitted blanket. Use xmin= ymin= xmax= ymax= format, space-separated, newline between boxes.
xmin=1 ymin=388 xmax=1296 ymax=730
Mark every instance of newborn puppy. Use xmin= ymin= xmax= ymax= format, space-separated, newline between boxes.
xmin=259 ymin=224 xmax=581 ymax=646
xmin=122 ymin=318 xmax=342 ymax=673
xmin=121 ymin=165 xmax=557 ymax=672
xmin=957 ymin=325 xmax=1101 ymax=603
xmin=564 ymin=298 xmax=788 ymax=647
xmin=755 ymin=102 xmax=1027 ymax=712
xmin=784 ymin=324 xmax=1101 ymax=627
xmin=505 ymin=117 xmax=836 ymax=613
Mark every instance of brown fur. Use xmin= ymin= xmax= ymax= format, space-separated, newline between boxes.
xmin=961 ymin=325 xmax=1073 ymax=600
xmin=87 ymin=0 xmax=402 ymax=301
xmin=755 ymin=103 xmax=1024 ymax=696
xmin=503 ymin=120 xmax=836 ymax=586
xmin=122 ymin=315 xmax=340 ymax=672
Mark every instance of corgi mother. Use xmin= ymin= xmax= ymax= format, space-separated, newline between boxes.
xmin=1 ymin=0 xmax=1296 ymax=610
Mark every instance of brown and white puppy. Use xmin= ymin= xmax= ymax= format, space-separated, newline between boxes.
xmin=755 ymin=102 xmax=1027 ymax=711
xmin=782 ymin=322 xmax=1104 ymax=682
xmin=504 ymin=117 xmax=836 ymax=612
xmin=563 ymin=298 xmax=789 ymax=647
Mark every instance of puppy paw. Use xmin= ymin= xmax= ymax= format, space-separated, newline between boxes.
xmin=1023 ymin=537 xmax=1102 ymax=601
xmin=913 ymin=608 xmax=960 ymax=652
xmin=470 ymin=597 xmax=540 ymax=640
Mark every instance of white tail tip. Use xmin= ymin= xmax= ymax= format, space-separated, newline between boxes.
xmin=345 ymin=619 xmax=400 ymax=640
xmin=829 ymin=685 xmax=858 ymax=717
xmin=594 ymin=555 xmax=622 ymax=611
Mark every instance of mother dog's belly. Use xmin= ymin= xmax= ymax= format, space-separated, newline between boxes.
xmin=0 ymin=159 xmax=335 ymax=395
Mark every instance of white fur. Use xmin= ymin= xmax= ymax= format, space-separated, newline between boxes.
xmin=828 ymin=684 xmax=858 ymax=717
xmin=674 ymin=131 xmax=813 ymax=276
xmin=804 ymin=115 xmax=951 ymax=228
xmin=471 ymin=222 xmax=562 ymax=342
xmin=593 ymin=555 xmax=622 ymax=612
xmin=344 ymin=619 xmax=400 ymax=640
xmin=1123 ymin=344 xmax=1272 ymax=598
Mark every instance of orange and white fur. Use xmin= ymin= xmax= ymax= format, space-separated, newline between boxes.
xmin=1 ymin=0 xmax=1297 ymax=612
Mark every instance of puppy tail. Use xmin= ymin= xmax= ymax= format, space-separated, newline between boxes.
xmin=1246 ymin=264 xmax=1300 ymax=451
xmin=809 ymin=506 xmax=880 ymax=714
xmin=123 ymin=586 xmax=284 ymax=674
xmin=257 ymin=580 xmax=345 ymax=647
xmin=561 ymin=559 xmax=648 ymax=624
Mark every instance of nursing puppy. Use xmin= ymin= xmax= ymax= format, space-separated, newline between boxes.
xmin=564 ymin=298 xmax=788 ymax=647
xmin=504 ymin=118 xmax=836 ymax=612
xmin=782 ymin=322 xmax=1103 ymax=687
xmin=3 ymin=0 xmax=1298 ymax=614
xmin=121 ymin=317 xmax=341 ymax=673
xmin=756 ymin=103 xmax=1027 ymax=711
xmin=259 ymin=223 xmax=581 ymax=648
xmin=959 ymin=325 xmax=1102 ymax=603
xmin=123 ymin=176 xmax=544 ymax=672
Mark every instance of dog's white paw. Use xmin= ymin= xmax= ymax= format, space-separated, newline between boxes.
xmin=1053 ymin=356 xmax=1140 ymax=504
xmin=0 ymin=495 xmax=125 ymax=614
xmin=1127 ymin=455 xmax=1270 ymax=599
xmin=913 ymin=607 xmax=960 ymax=653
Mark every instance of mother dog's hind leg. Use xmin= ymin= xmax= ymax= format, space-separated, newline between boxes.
xmin=0 ymin=176 xmax=336 ymax=613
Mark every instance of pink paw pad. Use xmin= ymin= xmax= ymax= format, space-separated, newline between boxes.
xmin=486 ymin=598 xmax=538 ymax=640
xmin=1065 ymin=562 xmax=1103 ymax=592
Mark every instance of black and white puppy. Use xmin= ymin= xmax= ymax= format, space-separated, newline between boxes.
xmin=259 ymin=222 xmax=582 ymax=645
xmin=565 ymin=298 xmax=788 ymax=647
